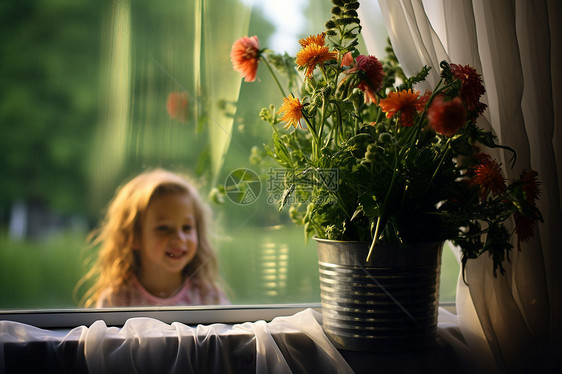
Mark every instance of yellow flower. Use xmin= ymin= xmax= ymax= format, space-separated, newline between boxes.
xmin=278 ymin=95 xmax=305 ymax=129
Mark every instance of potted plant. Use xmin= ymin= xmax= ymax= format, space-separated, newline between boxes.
xmin=226 ymin=0 xmax=542 ymax=351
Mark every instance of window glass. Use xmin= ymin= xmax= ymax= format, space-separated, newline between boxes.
xmin=0 ymin=0 xmax=458 ymax=310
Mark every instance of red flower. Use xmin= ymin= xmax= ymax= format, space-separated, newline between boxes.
xmin=520 ymin=169 xmax=541 ymax=204
xmin=514 ymin=212 xmax=536 ymax=249
xmin=231 ymin=36 xmax=261 ymax=82
xmin=471 ymin=157 xmax=506 ymax=200
xmin=166 ymin=92 xmax=189 ymax=122
xmin=427 ymin=96 xmax=466 ymax=137
xmin=378 ymin=90 xmax=425 ymax=127
xmin=473 ymin=152 xmax=492 ymax=164
xmin=419 ymin=90 xmax=432 ymax=107
xmin=450 ymin=63 xmax=487 ymax=116
xmin=349 ymin=55 xmax=385 ymax=104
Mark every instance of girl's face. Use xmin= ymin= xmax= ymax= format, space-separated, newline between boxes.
xmin=137 ymin=192 xmax=198 ymax=280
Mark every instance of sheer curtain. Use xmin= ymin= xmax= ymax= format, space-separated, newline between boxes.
xmin=360 ymin=0 xmax=561 ymax=372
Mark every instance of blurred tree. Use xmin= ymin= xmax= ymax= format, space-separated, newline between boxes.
xmin=0 ymin=0 xmax=102 ymax=226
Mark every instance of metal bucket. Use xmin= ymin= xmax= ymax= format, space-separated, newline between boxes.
xmin=315 ymin=238 xmax=443 ymax=352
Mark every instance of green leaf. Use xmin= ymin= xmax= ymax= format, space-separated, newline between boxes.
xmin=272 ymin=132 xmax=294 ymax=167
xmin=351 ymin=205 xmax=363 ymax=221
xmin=279 ymin=184 xmax=295 ymax=211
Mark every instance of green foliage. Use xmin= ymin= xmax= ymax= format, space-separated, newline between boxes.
xmin=0 ymin=0 xmax=102 ymax=216
xmin=0 ymin=230 xmax=87 ymax=308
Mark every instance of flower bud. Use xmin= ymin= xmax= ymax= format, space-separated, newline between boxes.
xmin=259 ymin=107 xmax=272 ymax=122
xmin=378 ymin=132 xmax=393 ymax=143
xmin=312 ymin=93 xmax=323 ymax=108
xmin=209 ymin=188 xmax=225 ymax=204
xmin=249 ymin=146 xmax=262 ymax=164
xmin=364 ymin=143 xmax=378 ymax=161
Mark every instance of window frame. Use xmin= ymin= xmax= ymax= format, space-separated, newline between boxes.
xmin=0 ymin=304 xmax=322 ymax=329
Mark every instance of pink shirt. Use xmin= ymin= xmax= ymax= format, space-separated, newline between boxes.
xmin=96 ymin=276 xmax=230 ymax=307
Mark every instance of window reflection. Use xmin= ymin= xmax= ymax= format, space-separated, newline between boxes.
xmin=0 ymin=0 xmax=459 ymax=311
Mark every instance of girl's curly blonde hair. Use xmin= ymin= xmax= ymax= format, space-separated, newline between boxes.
xmin=77 ymin=168 xmax=223 ymax=307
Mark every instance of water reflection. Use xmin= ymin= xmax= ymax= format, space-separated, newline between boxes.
xmin=260 ymin=241 xmax=289 ymax=298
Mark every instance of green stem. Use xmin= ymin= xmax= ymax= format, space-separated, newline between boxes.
xmin=431 ymin=139 xmax=452 ymax=184
xmin=367 ymin=217 xmax=382 ymax=262
xmin=423 ymin=138 xmax=452 ymax=197
xmin=328 ymin=189 xmax=351 ymax=219
xmin=366 ymin=147 xmax=400 ymax=261
xmin=269 ymin=121 xmax=279 ymax=135
xmin=318 ymin=98 xmax=326 ymax=141
xmin=303 ymin=113 xmax=321 ymax=159
xmin=261 ymin=56 xmax=286 ymax=97
xmin=332 ymin=101 xmax=343 ymax=147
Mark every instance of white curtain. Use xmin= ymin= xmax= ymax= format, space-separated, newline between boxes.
xmin=360 ymin=0 xmax=562 ymax=372
xmin=0 ymin=307 xmax=474 ymax=373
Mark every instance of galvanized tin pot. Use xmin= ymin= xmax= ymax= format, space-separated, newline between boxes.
xmin=315 ymin=238 xmax=443 ymax=352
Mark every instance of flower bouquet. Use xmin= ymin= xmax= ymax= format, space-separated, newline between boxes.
xmin=229 ymin=0 xmax=542 ymax=276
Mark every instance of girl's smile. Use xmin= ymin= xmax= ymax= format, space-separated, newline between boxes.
xmin=166 ymin=247 xmax=188 ymax=259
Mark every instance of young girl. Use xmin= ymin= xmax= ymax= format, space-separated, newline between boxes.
xmin=79 ymin=168 xmax=229 ymax=307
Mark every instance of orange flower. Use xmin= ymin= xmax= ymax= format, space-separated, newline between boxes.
xmin=299 ymin=33 xmax=326 ymax=48
xmin=471 ymin=157 xmax=506 ymax=200
xmin=231 ymin=35 xmax=261 ymax=82
xmin=378 ymin=89 xmax=425 ymax=127
xmin=427 ymin=96 xmax=466 ymax=137
xmin=278 ymin=95 xmax=305 ymax=129
xmin=296 ymin=43 xmax=337 ymax=78
xmin=166 ymin=92 xmax=189 ymax=122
